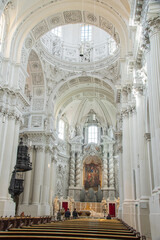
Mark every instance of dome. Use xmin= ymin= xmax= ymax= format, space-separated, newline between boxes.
xmin=40 ymin=24 xmax=118 ymax=63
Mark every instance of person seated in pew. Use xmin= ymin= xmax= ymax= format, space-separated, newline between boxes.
xmin=20 ymin=212 xmax=24 ymax=217
xmin=57 ymin=210 xmax=61 ymax=221
xmin=65 ymin=208 xmax=71 ymax=220
xmin=106 ymin=213 xmax=111 ymax=219
xmin=72 ymin=208 xmax=78 ymax=219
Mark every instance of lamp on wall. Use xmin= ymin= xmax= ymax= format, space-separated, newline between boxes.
xmin=8 ymin=138 xmax=32 ymax=215
xmin=79 ymin=43 xmax=84 ymax=57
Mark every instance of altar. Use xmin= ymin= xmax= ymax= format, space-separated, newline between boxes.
xmin=74 ymin=202 xmax=103 ymax=213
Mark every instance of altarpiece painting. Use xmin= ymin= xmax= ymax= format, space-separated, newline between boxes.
xmin=83 ymin=156 xmax=102 ymax=190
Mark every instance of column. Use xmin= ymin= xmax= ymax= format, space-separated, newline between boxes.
xmin=75 ymin=152 xmax=81 ymax=187
xmin=22 ymin=146 xmax=33 ymax=205
xmin=136 ymin=88 xmax=151 ymax=199
xmin=146 ymin=13 xmax=160 ymax=191
xmin=69 ymin=151 xmax=75 ymax=187
xmin=32 ymin=146 xmax=45 ymax=205
xmin=41 ymin=147 xmax=51 ymax=215
xmin=144 ymin=4 xmax=160 ymax=238
xmin=131 ymin=108 xmax=140 ymax=200
xmin=122 ymin=109 xmax=134 ymax=225
xmin=108 ymin=143 xmax=115 ymax=200
xmin=118 ymin=146 xmax=123 ymax=219
xmin=9 ymin=118 xmax=21 ymax=177
xmin=0 ymin=112 xmax=8 ymax=173
xmin=49 ymin=149 xmax=57 ymax=216
xmin=69 ymin=150 xmax=76 ymax=198
xmin=0 ymin=113 xmax=4 ymax=173
xmin=122 ymin=111 xmax=134 ymax=201
xmin=0 ymin=114 xmax=17 ymax=216
xmin=41 ymin=147 xmax=51 ymax=205
xmin=135 ymin=87 xmax=151 ymax=237
xmin=103 ymin=150 xmax=108 ymax=188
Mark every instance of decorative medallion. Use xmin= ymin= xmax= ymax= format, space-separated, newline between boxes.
xmin=99 ymin=16 xmax=113 ymax=36
xmin=25 ymin=37 xmax=33 ymax=49
xmin=47 ymin=13 xmax=64 ymax=28
xmin=32 ymin=20 xmax=49 ymax=39
xmin=84 ymin=11 xmax=98 ymax=26
xmin=63 ymin=10 xmax=82 ymax=24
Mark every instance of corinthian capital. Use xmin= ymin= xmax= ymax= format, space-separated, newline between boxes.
xmin=148 ymin=16 xmax=160 ymax=36
xmin=142 ymin=25 xmax=150 ymax=51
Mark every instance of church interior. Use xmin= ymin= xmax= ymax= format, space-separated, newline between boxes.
xmin=0 ymin=0 xmax=160 ymax=239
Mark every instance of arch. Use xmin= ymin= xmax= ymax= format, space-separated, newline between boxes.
xmin=4 ymin=1 xmax=129 ymax=63
xmin=53 ymin=76 xmax=117 ymax=129
xmin=26 ymin=49 xmax=46 ymax=128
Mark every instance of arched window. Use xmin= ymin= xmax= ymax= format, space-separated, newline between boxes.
xmin=58 ymin=119 xmax=65 ymax=140
xmin=0 ymin=14 xmax=5 ymax=52
xmin=81 ymin=24 xmax=92 ymax=42
xmin=52 ymin=27 xmax=62 ymax=37
xmin=88 ymin=126 xmax=98 ymax=144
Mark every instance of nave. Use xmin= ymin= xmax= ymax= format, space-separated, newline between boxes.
xmin=0 ymin=218 xmax=145 ymax=240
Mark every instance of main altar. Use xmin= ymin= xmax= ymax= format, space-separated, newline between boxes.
xmin=53 ymin=196 xmax=119 ymax=219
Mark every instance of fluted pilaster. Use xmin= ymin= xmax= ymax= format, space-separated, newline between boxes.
xmin=41 ymin=147 xmax=51 ymax=205
xmin=32 ymin=146 xmax=45 ymax=204
xmin=145 ymin=15 xmax=160 ymax=190
xmin=22 ymin=146 xmax=33 ymax=205
xmin=122 ymin=110 xmax=134 ymax=201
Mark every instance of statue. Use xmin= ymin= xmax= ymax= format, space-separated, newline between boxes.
xmin=96 ymin=185 xmax=103 ymax=202
xmin=87 ymin=188 xmax=96 ymax=202
xmin=101 ymin=197 xmax=108 ymax=215
xmin=80 ymin=188 xmax=86 ymax=202
xmin=108 ymin=126 xmax=114 ymax=139
xmin=53 ymin=196 xmax=59 ymax=215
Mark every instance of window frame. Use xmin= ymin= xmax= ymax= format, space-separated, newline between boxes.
xmin=81 ymin=24 xmax=92 ymax=42
xmin=88 ymin=125 xmax=98 ymax=144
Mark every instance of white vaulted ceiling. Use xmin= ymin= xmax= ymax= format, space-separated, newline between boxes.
xmin=54 ymin=76 xmax=116 ymax=127
xmin=2 ymin=0 xmax=131 ymax=130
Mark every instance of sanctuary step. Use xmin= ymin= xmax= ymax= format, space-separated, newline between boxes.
xmin=0 ymin=219 xmax=146 ymax=240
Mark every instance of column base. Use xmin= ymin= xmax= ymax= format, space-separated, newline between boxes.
xmin=122 ymin=200 xmax=136 ymax=228
xmin=149 ymin=191 xmax=160 ymax=240
xmin=40 ymin=204 xmax=50 ymax=216
xmin=0 ymin=198 xmax=15 ymax=217
xmin=138 ymin=199 xmax=151 ymax=239
xmin=118 ymin=204 xmax=123 ymax=219
xmin=18 ymin=204 xmax=50 ymax=217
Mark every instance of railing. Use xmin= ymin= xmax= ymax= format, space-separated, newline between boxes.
xmin=117 ymin=218 xmax=146 ymax=240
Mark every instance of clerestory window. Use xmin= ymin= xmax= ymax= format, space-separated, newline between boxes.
xmin=52 ymin=27 xmax=62 ymax=37
xmin=81 ymin=24 xmax=92 ymax=42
